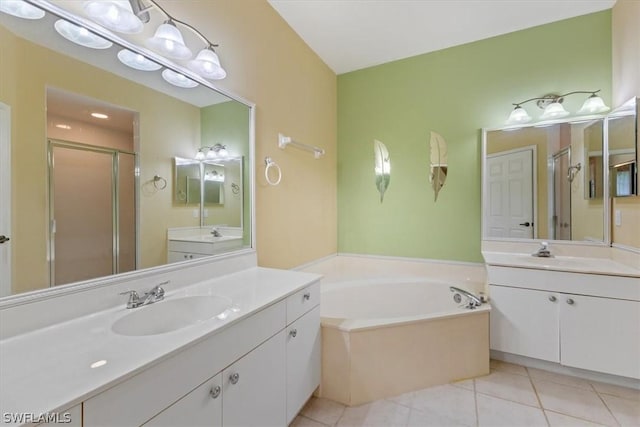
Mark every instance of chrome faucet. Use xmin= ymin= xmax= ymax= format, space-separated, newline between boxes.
xmin=210 ymin=228 xmax=222 ymax=237
xmin=120 ymin=281 xmax=168 ymax=309
xmin=532 ymin=241 xmax=553 ymax=258
xmin=449 ymin=286 xmax=483 ymax=309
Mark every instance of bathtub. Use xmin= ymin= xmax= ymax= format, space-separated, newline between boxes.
xmin=319 ymin=278 xmax=490 ymax=406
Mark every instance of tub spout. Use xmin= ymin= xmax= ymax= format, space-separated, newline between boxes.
xmin=449 ymin=286 xmax=482 ymax=309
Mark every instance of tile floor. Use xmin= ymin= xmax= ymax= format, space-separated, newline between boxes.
xmin=292 ymin=360 xmax=640 ymax=427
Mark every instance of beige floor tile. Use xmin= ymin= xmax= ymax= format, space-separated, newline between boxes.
xmin=490 ymin=359 xmax=529 ymax=376
xmin=451 ymin=378 xmax=475 ymax=391
xmin=406 ymin=384 xmax=476 ymax=426
xmin=534 ymin=380 xmax=618 ymax=426
xmin=545 ymin=410 xmax=606 ymax=427
xmin=600 ymin=394 xmax=640 ymax=427
xmin=336 ymin=400 xmax=410 ymax=427
xmin=528 ymin=368 xmax=593 ymax=390
xmin=301 ymin=397 xmax=346 ymax=425
xmin=476 ymin=393 xmax=548 ymax=427
xmin=591 ymin=381 xmax=640 ymax=401
xmin=290 ymin=415 xmax=330 ymax=427
xmin=475 ymin=370 xmax=540 ymax=407
xmin=386 ymin=391 xmax=414 ymax=408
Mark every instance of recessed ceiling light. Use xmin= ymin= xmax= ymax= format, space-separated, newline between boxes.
xmin=55 ymin=124 xmax=72 ymax=130
xmin=91 ymin=112 xmax=109 ymax=119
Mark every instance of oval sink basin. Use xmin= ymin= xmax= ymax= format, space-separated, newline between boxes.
xmin=112 ymin=296 xmax=233 ymax=336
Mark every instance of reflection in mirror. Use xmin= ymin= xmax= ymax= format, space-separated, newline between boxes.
xmin=608 ymin=98 xmax=638 ymax=197
xmin=174 ymin=158 xmax=202 ymax=205
xmin=0 ymin=4 xmax=253 ymax=297
xmin=483 ymin=118 xmax=605 ymax=242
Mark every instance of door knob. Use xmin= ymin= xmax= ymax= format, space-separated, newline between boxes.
xmin=0 ymin=235 xmax=10 ymax=244
xmin=518 ymin=222 xmax=531 ymax=227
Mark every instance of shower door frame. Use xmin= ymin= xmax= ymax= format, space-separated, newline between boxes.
xmin=47 ymin=139 xmax=138 ymax=287
xmin=552 ymin=147 xmax=572 ymax=241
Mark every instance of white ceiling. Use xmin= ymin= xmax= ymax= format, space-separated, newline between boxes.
xmin=268 ymin=0 xmax=616 ymax=74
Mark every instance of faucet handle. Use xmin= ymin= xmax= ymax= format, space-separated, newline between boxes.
xmin=540 ymin=241 xmax=548 ymax=248
xmin=119 ymin=290 xmax=139 ymax=308
xmin=151 ymin=281 xmax=169 ymax=298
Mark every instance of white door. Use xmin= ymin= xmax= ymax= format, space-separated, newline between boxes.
xmin=0 ymin=102 xmax=11 ymax=297
xmin=485 ymin=148 xmax=534 ymax=238
xmin=489 ymin=285 xmax=560 ymax=362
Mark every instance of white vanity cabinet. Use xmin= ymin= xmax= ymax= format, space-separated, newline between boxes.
xmin=488 ymin=266 xmax=640 ymax=380
xmin=83 ymin=281 xmax=320 ymax=427
xmin=167 ymin=239 xmax=244 ymax=263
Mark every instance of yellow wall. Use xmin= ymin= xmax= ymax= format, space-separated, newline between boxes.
xmin=156 ymin=0 xmax=338 ymax=269
xmin=1 ymin=28 xmax=205 ymax=293
xmin=611 ymin=0 xmax=639 ymax=250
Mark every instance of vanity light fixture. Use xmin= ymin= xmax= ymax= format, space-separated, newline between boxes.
xmin=55 ymin=124 xmax=72 ymax=130
xmin=161 ymin=69 xmax=198 ymax=88
xmin=0 ymin=0 xmax=45 ymax=19
xmin=117 ymin=49 xmax=161 ymax=71
xmin=189 ymin=46 xmax=227 ymax=80
xmin=147 ymin=19 xmax=192 ymax=60
xmin=506 ymin=90 xmax=609 ymax=125
xmin=83 ymin=0 xmax=143 ymax=34
xmin=197 ymin=144 xmax=229 ymax=160
xmin=54 ymin=19 xmax=113 ymax=49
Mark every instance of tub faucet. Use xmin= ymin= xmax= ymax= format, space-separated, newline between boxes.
xmin=449 ymin=286 xmax=483 ymax=309
xmin=210 ymin=228 xmax=222 ymax=237
xmin=120 ymin=281 xmax=168 ymax=309
xmin=532 ymin=242 xmax=552 ymax=258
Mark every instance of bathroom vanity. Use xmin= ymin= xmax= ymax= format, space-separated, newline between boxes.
xmin=484 ymin=249 xmax=640 ymax=381
xmin=0 ymin=254 xmax=321 ymax=426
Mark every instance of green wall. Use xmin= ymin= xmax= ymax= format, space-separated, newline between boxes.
xmin=337 ymin=11 xmax=612 ymax=263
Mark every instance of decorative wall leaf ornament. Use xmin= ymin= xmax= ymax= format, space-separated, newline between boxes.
xmin=373 ymin=139 xmax=391 ymax=202
xmin=429 ymin=131 xmax=448 ymax=202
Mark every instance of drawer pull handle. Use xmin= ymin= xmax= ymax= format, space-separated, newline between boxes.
xmin=566 ymin=298 xmax=575 ymax=305
xmin=210 ymin=385 xmax=221 ymax=399
xmin=289 ymin=329 xmax=297 ymax=338
xmin=548 ymin=295 xmax=557 ymax=302
xmin=303 ymin=292 xmax=311 ymax=301
xmin=229 ymin=373 xmax=240 ymax=385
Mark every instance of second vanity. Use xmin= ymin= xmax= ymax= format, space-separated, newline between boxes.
xmin=484 ymin=245 xmax=640 ymax=382
xmin=0 ymin=253 xmax=321 ymax=426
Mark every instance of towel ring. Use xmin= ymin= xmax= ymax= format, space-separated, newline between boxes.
xmin=153 ymin=175 xmax=167 ymax=190
xmin=265 ymin=157 xmax=282 ymax=186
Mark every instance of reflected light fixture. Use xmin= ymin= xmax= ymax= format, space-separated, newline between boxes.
xmin=83 ymin=0 xmax=143 ymax=34
xmin=117 ymin=49 xmax=161 ymax=71
xmin=0 ymin=0 xmax=45 ymax=19
xmin=147 ymin=20 xmax=192 ymax=60
xmin=196 ymin=144 xmax=229 ymax=160
xmin=91 ymin=112 xmax=109 ymax=119
xmin=161 ymin=69 xmax=198 ymax=88
xmin=506 ymin=90 xmax=609 ymax=125
xmin=189 ymin=46 xmax=227 ymax=80
xmin=54 ymin=19 xmax=113 ymax=49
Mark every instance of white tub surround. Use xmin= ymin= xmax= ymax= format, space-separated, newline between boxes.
xmin=300 ymin=255 xmax=490 ymax=406
xmin=0 ymin=257 xmax=321 ymax=426
xmin=483 ymin=242 xmax=640 ymax=386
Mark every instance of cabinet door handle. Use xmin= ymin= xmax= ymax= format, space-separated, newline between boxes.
xmin=289 ymin=329 xmax=297 ymax=338
xmin=210 ymin=385 xmax=221 ymax=399
xmin=303 ymin=292 xmax=311 ymax=301
xmin=548 ymin=295 xmax=557 ymax=302
xmin=229 ymin=373 xmax=240 ymax=385
xmin=566 ymin=298 xmax=575 ymax=305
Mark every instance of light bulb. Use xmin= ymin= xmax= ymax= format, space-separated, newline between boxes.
xmin=0 ymin=0 xmax=45 ymax=19
xmin=540 ymin=101 xmax=569 ymax=120
xmin=147 ymin=21 xmax=192 ymax=60
xmin=162 ymin=69 xmax=198 ymax=88
xmin=54 ymin=20 xmax=113 ymax=49
xmin=189 ymin=48 xmax=227 ymax=80
xmin=506 ymin=106 xmax=532 ymax=124
xmin=84 ymin=0 xmax=143 ymax=34
xmin=117 ymin=49 xmax=161 ymax=71
xmin=577 ymin=94 xmax=610 ymax=115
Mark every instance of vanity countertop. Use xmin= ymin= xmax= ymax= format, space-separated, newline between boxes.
xmin=482 ymin=251 xmax=640 ymax=278
xmin=0 ymin=267 xmax=321 ymax=421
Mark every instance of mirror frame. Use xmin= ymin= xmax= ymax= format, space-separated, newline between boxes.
xmin=481 ymin=114 xmax=610 ymax=246
xmin=0 ymin=0 xmax=256 ymax=306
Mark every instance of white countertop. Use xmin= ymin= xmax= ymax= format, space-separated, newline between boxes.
xmin=0 ymin=267 xmax=320 ymax=420
xmin=483 ymin=251 xmax=640 ymax=278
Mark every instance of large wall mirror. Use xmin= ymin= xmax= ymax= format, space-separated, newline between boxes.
xmin=483 ymin=97 xmax=639 ymax=247
xmin=483 ymin=118 xmax=607 ymax=243
xmin=0 ymin=1 xmax=254 ymax=297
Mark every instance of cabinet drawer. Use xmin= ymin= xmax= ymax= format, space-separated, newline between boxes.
xmin=167 ymin=251 xmax=209 ymax=263
xmin=287 ymin=281 xmax=320 ymax=324
xmin=83 ymin=300 xmax=286 ymax=427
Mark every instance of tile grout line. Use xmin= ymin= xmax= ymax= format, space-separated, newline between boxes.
xmin=591 ymin=384 xmax=623 ymax=427
xmin=525 ymin=366 xmax=551 ymax=427
xmin=473 ymin=378 xmax=480 ymax=427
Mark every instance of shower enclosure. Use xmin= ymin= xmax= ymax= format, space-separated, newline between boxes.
xmin=48 ymin=139 xmax=136 ymax=286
